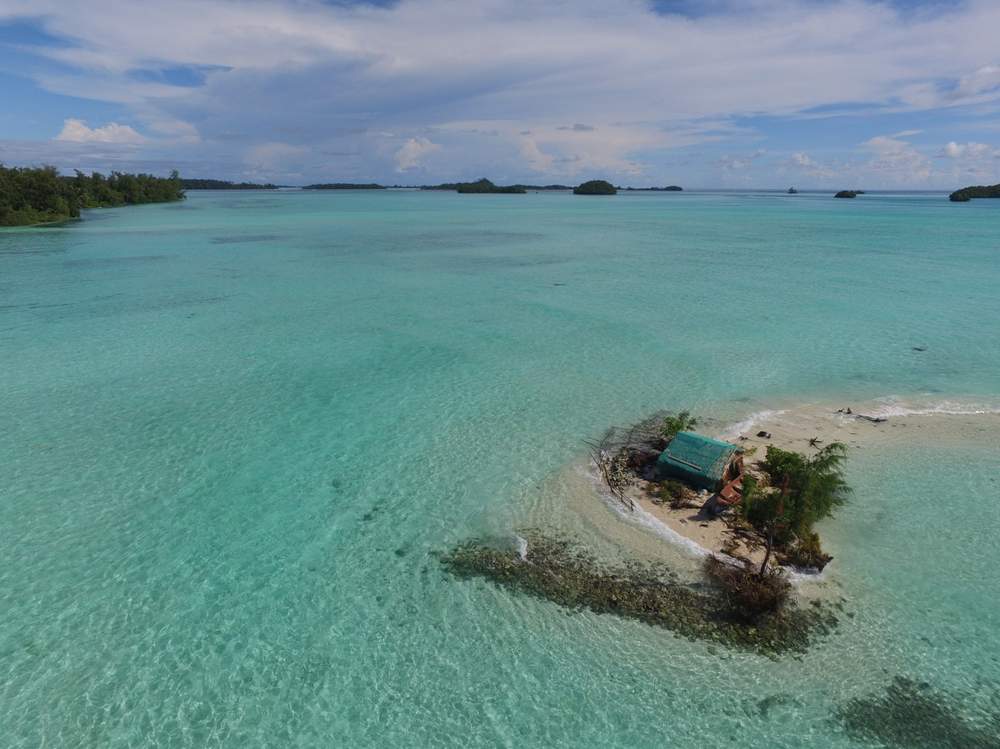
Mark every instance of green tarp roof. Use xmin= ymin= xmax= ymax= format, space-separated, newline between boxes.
xmin=657 ymin=431 xmax=740 ymax=488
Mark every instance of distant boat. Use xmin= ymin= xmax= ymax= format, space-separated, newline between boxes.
xmin=788 ymin=187 xmax=798 ymax=194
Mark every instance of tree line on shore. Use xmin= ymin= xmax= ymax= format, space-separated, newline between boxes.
xmin=949 ymin=183 xmax=1000 ymax=202
xmin=1 ymin=165 xmax=184 ymax=226
xmin=1 ymin=167 xmax=692 ymax=224
xmin=181 ymin=178 xmax=277 ymax=190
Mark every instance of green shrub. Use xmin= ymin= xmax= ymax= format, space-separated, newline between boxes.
xmin=781 ymin=532 xmax=833 ymax=571
xmin=759 ymin=442 xmax=850 ymax=540
xmin=653 ymin=479 xmax=692 ymax=509
xmin=573 ymin=179 xmax=616 ymax=195
xmin=661 ymin=411 xmax=697 ymax=441
xmin=0 ymin=164 xmax=184 ymax=226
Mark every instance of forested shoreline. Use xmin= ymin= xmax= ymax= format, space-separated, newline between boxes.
xmin=180 ymin=178 xmax=276 ymax=190
xmin=0 ymin=165 xmax=184 ymax=226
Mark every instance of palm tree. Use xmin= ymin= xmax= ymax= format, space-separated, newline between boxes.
xmin=761 ymin=442 xmax=851 ymax=541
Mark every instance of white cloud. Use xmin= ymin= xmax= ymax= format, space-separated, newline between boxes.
xmin=11 ymin=2 xmax=1000 ymax=128
xmin=437 ymin=119 xmax=679 ymax=178
xmin=862 ymin=134 xmax=931 ymax=182
xmin=145 ymin=117 xmax=201 ymax=143
xmin=245 ymin=141 xmax=306 ymax=169
xmin=518 ymin=135 xmax=555 ymax=173
xmin=5 ymin=0 xmax=1000 ymax=184
xmin=941 ymin=141 xmax=994 ymax=159
xmin=716 ymin=150 xmax=766 ymax=171
xmin=788 ymin=151 xmax=837 ymax=179
xmin=394 ymin=137 xmax=440 ymax=171
xmin=951 ymin=65 xmax=1000 ymax=101
xmin=55 ymin=118 xmax=146 ymax=144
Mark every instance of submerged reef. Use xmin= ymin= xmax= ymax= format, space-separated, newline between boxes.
xmin=837 ymin=677 xmax=1000 ymax=748
xmin=440 ymin=531 xmax=838 ymax=656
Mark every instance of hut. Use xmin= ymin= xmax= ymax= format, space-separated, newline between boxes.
xmin=656 ymin=432 xmax=743 ymax=492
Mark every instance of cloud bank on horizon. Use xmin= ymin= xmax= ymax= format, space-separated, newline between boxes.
xmin=1 ymin=0 xmax=999 ymax=188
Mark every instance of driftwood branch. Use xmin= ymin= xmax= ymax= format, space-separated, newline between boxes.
xmin=585 ymin=413 xmax=669 ymax=512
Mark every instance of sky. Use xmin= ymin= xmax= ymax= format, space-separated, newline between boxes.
xmin=1 ymin=0 xmax=999 ymax=188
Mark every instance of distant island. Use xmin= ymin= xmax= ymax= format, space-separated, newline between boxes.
xmin=420 ymin=178 xmax=526 ymax=193
xmin=949 ymin=183 xmax=1000 ymax=202
xmin=303 ymin=183 xmax=386 ymax=190
xmin=834 ymin=190 xmax=859 ymax=199
xmin=1 ymin=165 xmax=184 ymax=227
xmin=456 ymin=179 xmax=525 ymax=194
xmin=518 ymin=184 xmax=574 ymax=191
xmin=623 ymin=185 xmax=683 ymax=192
xmin=416 ymin=178 xmax=683 ymax=194
xmin=574 ymin=179 xmax=617 ymax=195
xmin=181 ymin=179 xmax=277 ymax=190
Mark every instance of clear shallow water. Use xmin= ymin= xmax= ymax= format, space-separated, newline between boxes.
xmin=2 ymin=190 xmax=999 ymax=747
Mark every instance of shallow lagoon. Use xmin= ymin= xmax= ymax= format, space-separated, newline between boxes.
xmin=2 ymin=189 xmax=999 ymax=747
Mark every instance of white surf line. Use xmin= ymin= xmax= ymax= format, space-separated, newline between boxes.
xmin=867 ymin=395 xmax=1000 ymax=418
xmin=577 ymin=462 xmax=711 ymax=559
xmin=579 ymin=460 xmax=825 ymax=582
xmin=514 ymin=534 xmax=529 ymax=561
xmin=716 ymin=409 xmax=786 ymax=440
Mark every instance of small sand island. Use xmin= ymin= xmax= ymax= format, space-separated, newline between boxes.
xmin=588 ymin=411 xmax=849 ymax=575
xmin=835 ymin=190 xmax=859 ymax=198
xmin=442 ymin=409 xmax=854 ymax=655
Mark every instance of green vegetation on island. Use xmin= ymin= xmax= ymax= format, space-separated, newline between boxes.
xmin=834 ymin=190 xmax=859 ymax=198
xmin=574 ymin=179 xmax=617 ymax=195
xmin=736 ymin=442 xmax=850 ymax=571
xmin=1 ymin=165 xmax=184 ymax=227
xmin=588 ymin=410 xmax=851 ymax=617
xmin=515 ymin=184 xmax=574 ymax=191
xmin=949 ymin=183 xmax=1000 ymax=202
xmin=443 ymin=409 xmax=853 ymax=654
xmin=420 ymin=178 xmax=526 ymax=193
xmin=181 ymin=179 xmax=277 ymax=190
xmin=303 ymin=183 xmax=386 ymax=190
xmin=421 ymin=179 xmax=574 ymax=192
xmin=623 ymin=185 xmax=683 ymax=192
xmin=456 ymin=178 xmax=525 ymax=194
xmin=644 ymin=412 xmax=849 ymax=574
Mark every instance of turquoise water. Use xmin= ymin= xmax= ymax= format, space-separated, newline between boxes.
xmin=2 ymin=190 xmax=1000 ymax=747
